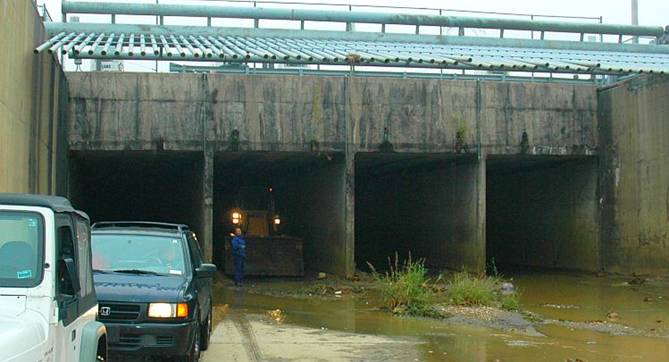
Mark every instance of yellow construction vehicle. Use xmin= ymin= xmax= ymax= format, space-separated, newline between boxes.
xmin=223 ymin=187 xmax=304 ymax=277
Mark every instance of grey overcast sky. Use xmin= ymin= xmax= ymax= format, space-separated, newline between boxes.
xmin=41 ymin=0 xmax=668 ymax=27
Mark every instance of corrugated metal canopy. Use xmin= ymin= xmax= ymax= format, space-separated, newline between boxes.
xmin=35 ymin=26 xmax=669 ymax=75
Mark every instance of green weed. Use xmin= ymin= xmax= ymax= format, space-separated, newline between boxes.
xmin=367 ymin=253 xmax=435 ymax=316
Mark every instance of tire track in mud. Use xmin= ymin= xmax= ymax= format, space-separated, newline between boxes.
xmin=229 ymin=312 xmax=263 ymax=361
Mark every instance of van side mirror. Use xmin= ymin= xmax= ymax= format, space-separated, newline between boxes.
xmin=195 ymin=264 xmax=217 ymax=279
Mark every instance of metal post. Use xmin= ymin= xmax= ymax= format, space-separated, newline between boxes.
xmin=631 ymin=0 xmax=639 ymax=44
xmin=531 ymin=15 xmax=536 ymax=40
xmin=156 ymin=0 xmax=158 ymax=72
xmin=439 ymin=9 xmax=443 ymax=36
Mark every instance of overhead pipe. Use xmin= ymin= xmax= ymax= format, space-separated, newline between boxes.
xmin=61 ymin=32 xmax=86 ymax=54
xmin=33 ymin=28 xmax=668 ymax=74
xmin=285 ymin=39 xmax=331 ymax=61
xmin=73 ymin=32 xmax=96 ymax=54
xmin=34 ymin=32 xmax=67 ymax=54
xmin=52 ymin=43 xmax=662 ymax=74
xmin=42 ymin=23 xmax=669 ymax=55
xmin=114 ymin=33 xmax=125 ymax=56
xmin=150 ymin=34 xmax=159 ymax=55
xmin=139 ymin=34 xmax=147 ymax=56
xmin=188 ymin=35 xmax=211 ymax=58
xmin=270 ymin=38 xmax=317 ymax=61
xmin=244 ymin=37 xmax=292 ymax=59
xmin=178 ymin=35 xmax=200 ymax=57
xmin=206 ymin=36 xmax=237 ymax=58
xmin=197 ymin=36 xmax=224 ymax=58
xmin=100 ymin=33 xmax=114 ymax=55
xmin=159 ymin=35 xmax=172 ymax=56
xmin=48 ymin=32 xmax=77 ymax=54
xmin=217 ymin=36 xmax=251 ymax=59
xmin=62 ymin=0 xmax=664 ymax=37
xmin=169 ymin=34 xmax=187 ymax=57
xmin=127 ymin=33 xmax=135 ymax=56
xmin=84 ymin=32 xmax=104 ymax=55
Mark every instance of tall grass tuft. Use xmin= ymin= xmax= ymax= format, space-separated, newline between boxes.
xmin=367 ymin=253 xmax=435 ymax=316
xmin=447 ymin=272 xmax=499 ymax=306
xmin=446 ymin=271 xmax=520 ymax=310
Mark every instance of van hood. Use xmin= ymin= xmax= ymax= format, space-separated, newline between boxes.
xmin=94 ymin=272 xmax=189 ymax=303
xmin=0 ymin=314 xmax=46 ymax=361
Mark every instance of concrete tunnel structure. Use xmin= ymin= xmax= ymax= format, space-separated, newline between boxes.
xmin=4 ymin=0 xmax=669 ymax=278
xmin=62 ymin=71 xmax=613 ymax=276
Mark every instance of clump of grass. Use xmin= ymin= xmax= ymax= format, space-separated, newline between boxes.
xmin=500 ymin=294 xmax=520 ymax=311
xmin=368 ymin=253 xmax=436 ymax=316
xmin=447 ymin=272 xmax=498 ymax=306
xmin=446 ymin=271 xmax=520 ymax=311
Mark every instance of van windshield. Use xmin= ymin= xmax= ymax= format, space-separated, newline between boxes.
xmin=0 ymin=211 xmax=44 ymax=288
xmin=91 ymin=234 xmax=187 ymax=276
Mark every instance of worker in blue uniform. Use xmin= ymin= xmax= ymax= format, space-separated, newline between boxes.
xmin=231 ymin=227 xmax=247 ymax=287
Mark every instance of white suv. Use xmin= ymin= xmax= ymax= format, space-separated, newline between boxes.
xmin=0 ymin=194 xmax=107 ymax=362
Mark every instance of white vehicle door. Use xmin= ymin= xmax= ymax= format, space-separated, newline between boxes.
xmin=54 ymin=214 xmax=96 ymax=362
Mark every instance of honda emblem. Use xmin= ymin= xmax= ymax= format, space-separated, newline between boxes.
xmin=100 ymin=306 xmax=111 ymax=317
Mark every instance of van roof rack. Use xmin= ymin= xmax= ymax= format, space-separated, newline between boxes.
xmin=91 ymin=221 xmax=189 ymax=233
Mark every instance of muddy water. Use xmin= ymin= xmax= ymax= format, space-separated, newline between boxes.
xmin=215 ymin=272 xmax=669 ymax=361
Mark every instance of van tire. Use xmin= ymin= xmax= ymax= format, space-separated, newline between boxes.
xmin=96 ymin=335 xmax=107 ymax=361
xmin=200 ymin=303 xmax=212 ymax=351
xmin=175 ymin=324 xmax=201 ymax=362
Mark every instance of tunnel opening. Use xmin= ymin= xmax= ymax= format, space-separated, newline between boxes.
xmin=355 ymin=152 xmax=482 ymax=273
xmin=486 ymin=156 xmax=599 ymax=273
xmin=213 ymin=151 xmax=346 ymax=275
xmin=68 ymin=151 xmax=205 ymax=238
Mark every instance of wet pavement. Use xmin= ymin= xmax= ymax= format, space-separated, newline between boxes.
xmin=202 ymin=271 xmax=669 ymax=361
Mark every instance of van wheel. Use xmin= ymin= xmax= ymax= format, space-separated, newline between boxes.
xmin=200 ymin=303 xmax=212 ymax=351
xmin=96 ymin=336 xmax=107 ymax=361
xmin=176 ymin=325 xmax=201 ymax=362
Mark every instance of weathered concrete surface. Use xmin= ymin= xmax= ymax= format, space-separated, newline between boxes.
xmin=598 ymin=75 xmax=669 ymax=275
xmin=355 ymin=154 xmax=485 ymax=272
xmin=0 ymin=0 xmax=67 ymax=194
xmin=487 ymin=157 xmax=600 ymax=272
xmin=202 ymin=308 xmax=420 ymax=362
xmin=65 ymin=72 xmax=599 ymax=275
xmin=280 ymin=156 xmax=350 ymax=276
xmin=66 ymin=72 xmax=598 ymax=155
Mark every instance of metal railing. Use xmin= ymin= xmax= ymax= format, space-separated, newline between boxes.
xmin=60 ymin=0 xmax=666 ymax=43
xmin=36 ymin=3 xmax=53 ymax=22
xmin=182 ymin=0 xmax=603 ymax=23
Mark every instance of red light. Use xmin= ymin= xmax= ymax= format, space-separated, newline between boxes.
xmin=268 ymin=187 xmax=273 ymax=193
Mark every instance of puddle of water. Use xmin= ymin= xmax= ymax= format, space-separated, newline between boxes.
xmin=512 ymin=271 xmax=669 ymax=330
xmin=213 ymin=272 xmax=669 ymax=361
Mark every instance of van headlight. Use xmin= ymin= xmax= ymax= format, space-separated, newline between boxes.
xmin=148 ymin=303 xmax=189 ymax=318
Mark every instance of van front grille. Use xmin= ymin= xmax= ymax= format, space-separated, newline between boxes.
xmin=98 ymin=303 xmax=141 ymax=321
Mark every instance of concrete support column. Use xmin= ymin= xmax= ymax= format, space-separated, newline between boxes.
xmin=344 ymin=148 xmax=356 ymax=277
xmin=202 ymin=146 xmax=214 ymax=263
xmin=473 ymin=155 xmax=487 ymax=274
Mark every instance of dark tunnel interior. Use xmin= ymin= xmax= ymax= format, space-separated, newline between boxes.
xmin=486 ymin=156 xmax=599 ymax=273
xmin=213 ymin=152 xmax=346 ymax=273
xmin=68 ymin=151 xmax=205 ymax=239
xmin=355 ymin=153 xmax=480 ymax=272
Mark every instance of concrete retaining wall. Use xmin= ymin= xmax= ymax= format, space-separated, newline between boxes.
xmin=0 ymin=0 xmax=67 ymax=194
xmin=66 ymin=72 xmax=598 ymax=155
xmin=599 ymin=75 xmax=669 ymax=275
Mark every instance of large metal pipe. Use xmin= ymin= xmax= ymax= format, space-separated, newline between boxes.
xmin=43 ymin=22 xmax=669 ymax=55
xmin=62 ymin=0 xmax=664 ymax=37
